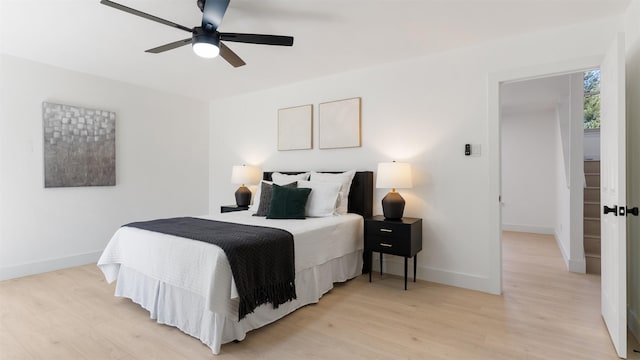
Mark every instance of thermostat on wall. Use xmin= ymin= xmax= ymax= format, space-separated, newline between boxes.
xmin=465 ymin=144 xmax=481 ymax=157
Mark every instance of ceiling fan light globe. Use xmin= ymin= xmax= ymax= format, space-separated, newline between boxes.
xmin=193 ymin=41 xmax=220 ymax=58
xmin=192 ymin=30 xmax=220 ymax=58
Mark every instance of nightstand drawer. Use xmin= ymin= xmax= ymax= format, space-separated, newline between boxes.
xmin=365 ymin=235 xmax=410 ymax=256
xmin=365 ymin=221 xmax=410 ymax=239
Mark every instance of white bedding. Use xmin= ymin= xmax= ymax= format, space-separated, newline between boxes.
xmin=98 ymin=211 xmax=364 ymax=354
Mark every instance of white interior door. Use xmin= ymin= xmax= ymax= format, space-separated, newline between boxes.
xmin=600 ymin=33 xmax=627 ymax=359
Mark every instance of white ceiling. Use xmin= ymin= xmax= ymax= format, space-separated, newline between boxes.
xmin=0 ymin=0 xmax=629 ymax=101
xmin=500 ymin=74 xmax=573 ymax=115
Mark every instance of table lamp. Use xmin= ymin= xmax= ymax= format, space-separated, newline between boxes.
xmin=376 ymin=161 xmax=413 ymax=220
xmin=231 ymin=165 xmax=261 ymax=207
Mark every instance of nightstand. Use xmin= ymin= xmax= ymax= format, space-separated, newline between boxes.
xmin=220 ymin=205 xmax=249 ymax=213
xmin=365 ymin=215 xmax=422 ymax=290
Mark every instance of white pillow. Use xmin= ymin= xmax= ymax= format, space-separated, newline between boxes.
xmin=298 ymin=180 xmax=342 ymax=217
xmin=310 ymin=170 xmax=356 ymax=215
xmin=249 ymin=180 xmax=271 ymax=211
xmin=271 ymin=172 xmax=310 ymax=184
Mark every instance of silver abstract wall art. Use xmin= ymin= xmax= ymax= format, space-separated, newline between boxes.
xmin=43 ymin=102 xmax=116 ymax=188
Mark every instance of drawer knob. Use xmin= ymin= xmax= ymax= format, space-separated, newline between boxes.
xmin=380 ymin=243 xmax=393 ymax=247
xmin=379 ymin=228 xmax=393 ymax=233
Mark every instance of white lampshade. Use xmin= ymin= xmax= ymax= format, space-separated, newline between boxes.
xmin=376 ymin=162 xmax=413 ymax=189
xmin=231 ymin=165 xmax=261 ymax=185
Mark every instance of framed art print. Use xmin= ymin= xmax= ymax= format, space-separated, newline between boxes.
xmin=278 ymin=104 xmax=313 ymax=151
xmin=318 ymin=97 xmax=361 ymax=149
xmin=43 ymin=102 xmax=116 ymax=188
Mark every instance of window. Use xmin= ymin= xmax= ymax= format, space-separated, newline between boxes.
xmin=584 ymin=70 xmax=600 ymax=129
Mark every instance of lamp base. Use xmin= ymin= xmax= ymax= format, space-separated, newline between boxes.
xmin=382 ymin=191 xmax=405 ymax=220
xmin=235 ymin=185 xmax=251 ymax=207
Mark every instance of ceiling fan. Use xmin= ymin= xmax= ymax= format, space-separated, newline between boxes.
xmin=100 ymin=0 xmax=294 ymax=67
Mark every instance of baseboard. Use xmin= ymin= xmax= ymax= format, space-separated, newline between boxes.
xmin=552 ymin=231 xmax=586 ymax=273
xmin=0 ymin=250 xmax=102 ymax=281
xmin=568 ymin=257 xmax=586 ymax=273
xmin=553 ymin=230 xmax=570 ymax=269
xmin=630 ymin=309 xmax=640 ymax=344
xmin=371 ymin=256 xmax=495 ymax=294
xmin=502 ymin=224 xmax=555 ymax=235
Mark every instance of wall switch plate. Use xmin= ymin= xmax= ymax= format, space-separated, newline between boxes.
xmin=471 ymin=144 xmax=481 ymax=156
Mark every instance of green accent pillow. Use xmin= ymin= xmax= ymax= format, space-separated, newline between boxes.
xmin=253 ymin=181 xmax=298 ymax=217
xmin=267 ymin=184 xmax=312 ymax=219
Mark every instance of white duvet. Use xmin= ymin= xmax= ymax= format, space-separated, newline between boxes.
xmin=98 ymin=211 xmax=363 ymax=353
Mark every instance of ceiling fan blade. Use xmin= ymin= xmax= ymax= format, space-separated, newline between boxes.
xmin=145 ymin=38 xmax=192 ymax=54
xmin=100 ymin=0 xmax=192 ymax=33
xmin=202 ymin=0 xmax=230 ymax=30
xmin=219 ymin=42 xmax=246 ymax=67
xmin=219 ymin=33 xmax=294 ymax=46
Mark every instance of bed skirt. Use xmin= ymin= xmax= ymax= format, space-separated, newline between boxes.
xmin=113 ymin=249 xmax=363 ymax=355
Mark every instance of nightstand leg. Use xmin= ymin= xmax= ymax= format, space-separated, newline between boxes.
xmin=380 ymin=253 xmax=383 ymax=276
xmin=414 ymin=254 xmax=417 ymax=282
xmin=404 ymin=257 xmax=408 ymax=290
xmin=369 ymin=251 xmax=372 ymax=283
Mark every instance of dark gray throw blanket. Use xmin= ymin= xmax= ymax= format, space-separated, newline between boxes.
xmin=124 ymin=217 xmax=296 ymax=320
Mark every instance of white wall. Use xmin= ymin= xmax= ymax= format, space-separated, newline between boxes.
xmin=551 ymin=75 xmax=586 ymax=275
xmin=624 ymin=0 xmax=640 ymax=342
xmin=209 ymin=16 xmax=620 ymax=294
xmin=555 ymin=109 xmax=572 ymax=268
xmin=0 ymin=55 xmax=210 ymax=280
xmin=567 ymin=73 xmax=586 ymax=273
xmin=501 ymin=110 xmax=557 ymax=234
xmin=584 ymin=129 xmax=601 ymax=160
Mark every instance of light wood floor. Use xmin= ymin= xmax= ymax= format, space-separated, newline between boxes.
xmin=1 ymin=231 xmax=638 ymax=359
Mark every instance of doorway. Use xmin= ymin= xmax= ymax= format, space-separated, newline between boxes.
xmin=499 ymin=72 xmax=591 ymax=274
xmin=488 ymin=38 xmax=630 ymax=357
xmin=499 ymin=74 xmax=575 ymax=247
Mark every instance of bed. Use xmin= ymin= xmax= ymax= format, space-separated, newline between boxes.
xmin=98 ymin=171 xmax=373 ymax=355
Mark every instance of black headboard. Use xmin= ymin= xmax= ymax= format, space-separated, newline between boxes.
xmin=263 ymin=171 xmax=373 ymax=218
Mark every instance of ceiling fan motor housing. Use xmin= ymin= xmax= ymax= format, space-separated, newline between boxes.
xmin=192 ymin=28 xmax=221 ymax=58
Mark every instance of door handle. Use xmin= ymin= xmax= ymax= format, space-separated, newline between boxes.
xmin=603 ymin=205 xmax=618 ymax=216
xmin=604 ymin=205 xmax=639 ymax=216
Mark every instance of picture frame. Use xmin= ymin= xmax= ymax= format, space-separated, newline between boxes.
xmin=42 ymin=101 xmax=116 ymax=188
xmin=318 ymin=97 xmax=361 ymax=149
xmin=277 ymin=104 xmax=313 ymax=151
